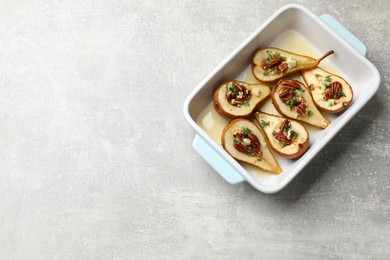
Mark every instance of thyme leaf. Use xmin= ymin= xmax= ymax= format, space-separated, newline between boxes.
xmin=261 ymin=120 xmax=270 ymax=128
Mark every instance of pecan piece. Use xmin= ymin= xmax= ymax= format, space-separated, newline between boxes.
xmin=324 ymin=81 xmax=343 ymax=100
xmin=296 ymin=103 xmax=306 ymax=116
xmin=233 ymin=142 xmax=249 ymax=154
xmin=278 ymin=62 xmax=288 ymax=72
xmin=262 ymin=57 xmax=284 ymax=70
xmin=332 ymin=81 xmax=342 ymax=99
xmin=279 ymin=119 xmax=290 ymax=132
xmin=262 ymin=62 xmax=269 ymax=70
xmin=279 ymin=79 xmax=301 ymax=89
xmin=235 ymin=132 xmax=244 ymax=139
xmin=249 ymin=134 xmax=261 ymax=151
xmin=270 ymin=57 xmax=284 ymax=67
xmin=273 ymin=131 xmax=290 ymax=144
xmin=233 ymin=80 xmax=244 ymax=91
xmin=233 ymin=130 xmax=262 ymax=158
xmin=253 ymin=150 xmax=262 ymax=157
xmin=274 ymin=65 xmax=280 ymax=73
xmin=272 ymin=119 xmax=297 ymax=146
xmin=279 ymin=88 xmax=290 ymax=98
xmin=231 ymin=99 xmax=243 ymax=106
xmin=226 ymin=92 xmax=232 ymax=100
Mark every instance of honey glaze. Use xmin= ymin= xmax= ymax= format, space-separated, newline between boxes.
xmin=196 ymin=30 xmax=339 ymax=184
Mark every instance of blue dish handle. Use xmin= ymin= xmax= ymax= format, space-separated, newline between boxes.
xmin=193 ymin=135 xmax=245 ymax=184
xmin=320 ymin=14 xmax=366 ymax=56
xmin=193 ymin=15 xmax=366 ymax=185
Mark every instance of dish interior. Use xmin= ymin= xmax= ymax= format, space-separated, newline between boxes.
xmin=186 ymin=6 xmax=379 ymax=191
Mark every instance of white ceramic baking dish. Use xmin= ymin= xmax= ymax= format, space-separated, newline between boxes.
xmin=183 ymin=4 xmax=380 ymax=194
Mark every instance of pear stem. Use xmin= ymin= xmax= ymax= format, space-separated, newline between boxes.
xmin=317 ymin=50 xmax=334 ymax=64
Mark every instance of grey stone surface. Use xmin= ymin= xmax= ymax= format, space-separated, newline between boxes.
xmin=0 ymin=0 xmax=389 ymax=259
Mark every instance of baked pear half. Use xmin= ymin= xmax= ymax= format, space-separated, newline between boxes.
xmin=213 ymin=80 xmax=271 ymax=118
xmin=222 ymin=118 xmax=282 ymax=174
xmin=272 ymin=79 xmax=330 ymax=128
xmin=252 ymin=47 xmax=334 ymax=82
xmin=254 ymin=112 xmax=309 ymax=159
xmin=302 ymin=67 xmax=353 ymax=113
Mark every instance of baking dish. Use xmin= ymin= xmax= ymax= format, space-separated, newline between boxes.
xmin=183 ymin=4 xmax=380 ymax=194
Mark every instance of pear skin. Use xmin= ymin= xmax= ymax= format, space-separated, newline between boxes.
xmin=214 ymin=81 xmax=270 ymax=119
xmin=252 ymin=47 xmax=334 ymax=82
xmin=221 ymin=118 xmax=282 ymax=174
xmin=302 ymin=67 xmax=353 ymax=113
xmin=271 ymin=79 xmax=330 ymax=128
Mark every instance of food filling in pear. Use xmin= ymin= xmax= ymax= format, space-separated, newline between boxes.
xmin=261 ymin=51 xmax=290 ymax=75
xmin=277 ymin=79 xmax=310 ymax=117
xmin=225 ymin=81 xmax=252 ymax=107
xmin=271 ymin=119 xmax=298 ymax=148
xmin=222 ymin=119 xmax=282 ymax=174
xmin=252 ymin=47 xmax=334 ymax=82
xmin=302 ymin=68 xmax=353 ymax=113
xmin=255 ymin=112 xmax=309 ymax=159
xmin=232 ymin=126 xmax=263 ymax=158
xmin=213 ymin=80 xmax=270 ymax=118
xmin=272 ymin=79 xmax=330 ymax=128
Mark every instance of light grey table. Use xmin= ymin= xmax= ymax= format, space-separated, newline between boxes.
xmin=0 ymin=0 xmax=389 ymax=259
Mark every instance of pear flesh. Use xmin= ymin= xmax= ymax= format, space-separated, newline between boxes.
xmin=302 ymin=68 xmax=353 ymax=113
xmin=214 ymin=81 xmax=270 ymax=118
xmin=271 ymin=79 xmax=330 ymax=128
xmin=255 ymin=112 xmax=309 ymax=159
xmin=222 ymin=118 xmax=282 ymax=174
xmin=252 ymin=47 xmax=334 ymax=82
